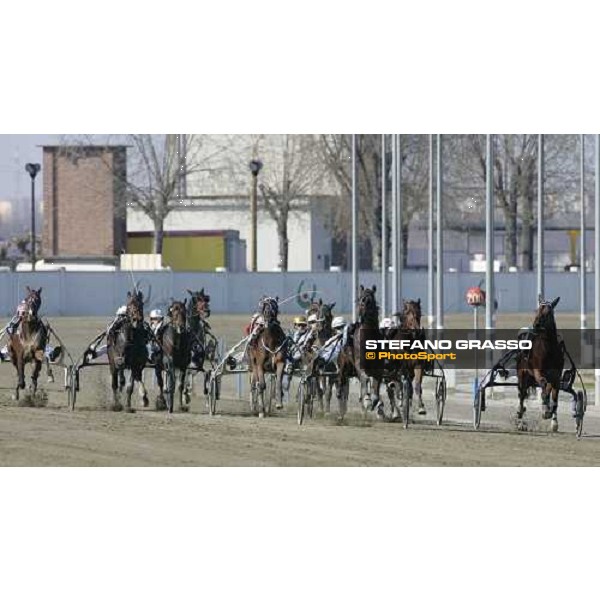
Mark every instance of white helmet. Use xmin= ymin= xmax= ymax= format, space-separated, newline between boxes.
xmin=380 ymin=317 xmax=393 ymax=329
xmin=149 ymin=309 xmax=163 ymax=320
xmin=332 ymin=316 xmax=346 ymax=329
xmin=307 ymin=314 xmax=318 ymax=324
xmin=116 ymin=305 xmax=127 ymax=316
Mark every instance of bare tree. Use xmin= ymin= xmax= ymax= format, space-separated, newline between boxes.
xmin=320 ymin=134 xmax=429 ymax=269
xmin=256 ymin=135 xmax=327 ymax=271
xmin=447 ymin=134 xmax=576 ymax=270
xmin=62 ymin=134 xmax=229 ymax=255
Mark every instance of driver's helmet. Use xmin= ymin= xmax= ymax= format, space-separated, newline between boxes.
xmin=293 ymin=316 xmax=307 ymax=327
xmin=379 ymin=317 xmax=393 ymax=329
xmin=332 ymin=316 xmax=346 ymax=330
xmin=116 ymin=305 xmax=127 ymax=316
xmin=149 ymin=309 xmax=163 ymax=321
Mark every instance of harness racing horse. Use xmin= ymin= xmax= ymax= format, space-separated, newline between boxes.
xmin=516 ymin=295 xmax=564 ymax=432
xmin=186 ymin=288 xmax=218 ymax=395
xmin=160 ymin=300 xmax=191 ymax=413
xmin=7 ymin=287 xmax=48 ymax=402
xmin=307 ymin=299 xmax=338 ymax=414
xmin=336 ymin=285 xmax=384 ymax=417
xmin=246 ymin=296 xmax=288 ymax=417
xmin=397 ymin=299 xmax=427 ymax=418
xmin=107 ymin=290 xmax=149 ymax=412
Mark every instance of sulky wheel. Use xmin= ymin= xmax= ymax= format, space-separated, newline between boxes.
xmin=402 ymin=378 xmax=411 ymax=429
xmin=67 ymin=366 xmax=79 ymax=411
xmin=435 ymin=377 xmax=446 ymax=426
xmin=473 ymin=388 xmax=484 ymax=430
xmin=297 ymin=380 xmax=306 ymax=425
xmin=575 ymin=390 xmax=586 ymax=439
xmin=208 ymin=376 xmax=218 ymax=416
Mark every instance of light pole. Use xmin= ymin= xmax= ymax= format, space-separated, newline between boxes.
xmin=351 ymin=134 xmax=359 ymax=321
xmin=25 ymin=163 xmax=41 ymax=271
xmin=249 ymin=159 xmax=263 ymax=272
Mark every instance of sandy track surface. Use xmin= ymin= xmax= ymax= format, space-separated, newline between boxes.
xmin=0 ymin=315 xmax=598 ymax=466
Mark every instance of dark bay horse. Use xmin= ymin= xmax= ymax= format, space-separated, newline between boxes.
xmin=246 ymin=296 xmax=288 ymax=417
xmin=7 ymin=287 xmax=47 ymax=402
xmin=107 ymin=290 xmax=148 ymax=411
xmin=160 ymin=300 xmax=191 ymax=413
xmin=186 ymin=288 xmax=217 ymax=395
xmin=307 ymin=298 xmax=337 ymax=414
xmin=336 ymin=285 xmax=384 ymax=416
xmin=396 ymin=299 xmax=427 ymax=417
xmin=516 ymin=295 xmax=564 ymax=432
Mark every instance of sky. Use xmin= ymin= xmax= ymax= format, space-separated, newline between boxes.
xmin=0 ymin=135 xmax=61 ymax=199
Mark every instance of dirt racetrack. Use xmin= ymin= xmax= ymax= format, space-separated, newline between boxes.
xmin=1 ymin=315 xmax=600 ymax=466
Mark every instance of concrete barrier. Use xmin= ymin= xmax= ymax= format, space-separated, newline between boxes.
xmin=0 ymin=270 xmax=594 ymax=317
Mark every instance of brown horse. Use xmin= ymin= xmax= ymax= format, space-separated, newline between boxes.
xmin=160 ymin=299 xmax=191 ymax=413
xmin=307 ymin=298 xmax=337 ymax=414
xmin=246 ymin=296 xmax=288 ymax=417
xmin=336 ymin=285 xmax=384 ymax=416
xmin=107 ymin=290 xmax=148 ymax=411
xmin=516 ymin=295 xmax=564 ymax=432
xmin=186 ymin=288 xmax=217 ymax=395
xmin=7 ymin=287 xmax=47 ymax=402
xmin=397 ymin=299 xmax=427 ymax=417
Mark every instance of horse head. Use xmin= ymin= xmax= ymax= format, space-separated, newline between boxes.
xmin=357 ymin=285 xmax=378 ymax=325
xmin=23 ymin=286 xmax=42 ymax=321
xmin=188 ymin=288 xmax=211 ymax=319
xmin=259 ymin=296 xmax=279 ymax=323
xmin=168 ymin=299 xmax=187 ymax=332
xmin=401 ymin=298 xmax=422 ymax=330
xmin=317 ymin=300 xmax=335 ymax=334
xmin=533 ymin=295 xmax=560 ymax=331
xmin=126 ymin=290 xmax=144 ymax=327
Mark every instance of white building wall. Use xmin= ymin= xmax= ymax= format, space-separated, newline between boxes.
xmin=127 ymin=201 xmax=315 ymax=271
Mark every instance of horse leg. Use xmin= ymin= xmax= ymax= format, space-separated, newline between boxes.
xmin=125 ymin=370 xmax=136 ymax=412
xmin=165 ymin=361 xmax=175 ymax=414
xmin=256 ymin=366 xmax=266 ymax=418
xmin=46 ymin=357 xmax=55 ymax=384
xmin=533 ymin=368 xmax=551 ymax=418
xmin=110 ymin=366 xmax=122 ymax=410
xmin=339 ymin=379 xmax=349 ymax=420
xmin=137 ymin=375 xmax=149 ymax=408
xmin=30 ymin=358 xmax=42 ymax=394
xmin=274 ymin=361 xmax=284 ymax=410
xmin=323 ymin=376 xmax=332 ymax=415
xmin=372 ymin=378 xmax=385 ymax=419
xmin=359 ymin=373 xmax=370 ymax=412
xmin=387 ymin=382 xmax=400 ymax=421
xmin=178 ymin=369 xmax=187 ymax=412
xmin=14 ymin=355 xmax=26 ymax=401
xmin=550 ymin=382 xmax=560 ymax=432
xmin=414 ymin=368 xmax=425 ymax=415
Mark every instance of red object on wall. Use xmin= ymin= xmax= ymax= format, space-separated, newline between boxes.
xmin=466 ymin=286 xmax=486 ymax=307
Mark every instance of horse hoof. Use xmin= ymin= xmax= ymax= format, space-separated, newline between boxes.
xmin=47 ymin=376 xmax=55 ymax=384
xmin=418 ymin=407 xmax=427 ymax=416
xmin=125 ymin=407 xmax=136 ymax=414
xmin=550 ymin=419 xmax=559 ymax=433
xmin=112 ymin=403 xmax=123 ymax=412
xmin=542 ymin=411 xmax=552 ymax=420
xmin=275 ymin=403 xmax=283 ymax=410
xmin=258 ymin=412 xmax=265 ymax=419
xmin=180 ymin=405 xmax=189 ymax=413
xmin=142 ymin=396 xmax=149 ymax=408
